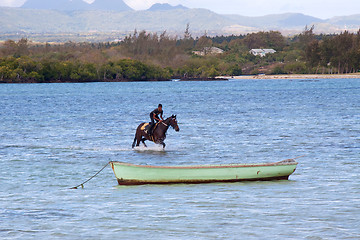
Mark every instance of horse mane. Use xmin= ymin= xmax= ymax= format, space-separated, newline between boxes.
xmin=165 ymin=115 xmax=176 ymax=121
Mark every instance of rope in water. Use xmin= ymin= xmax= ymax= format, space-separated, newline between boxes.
xmin=70 ymin=161 xmax=110 ymax=189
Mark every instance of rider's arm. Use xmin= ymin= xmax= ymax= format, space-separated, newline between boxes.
xmin=153 ymin=113 xmax=160 ymax=121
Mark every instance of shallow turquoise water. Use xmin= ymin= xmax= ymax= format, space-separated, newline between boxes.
xmin=0 ymin=79 xmax=359 ymax=239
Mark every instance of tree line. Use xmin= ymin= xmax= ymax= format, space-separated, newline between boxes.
xmin=0 ymin=55 xmax=170 ymax=83
xmin=1 ymin=27 xmax=360 ymax=83
xmin=304 ymin=28 xmax=360 ymax=74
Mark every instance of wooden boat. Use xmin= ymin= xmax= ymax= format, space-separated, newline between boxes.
xmin=109 ymin=159 xmax=298 ymax=185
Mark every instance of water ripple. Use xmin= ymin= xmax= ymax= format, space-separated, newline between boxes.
xmin=0 ymin=79 xmax=359 ymax=239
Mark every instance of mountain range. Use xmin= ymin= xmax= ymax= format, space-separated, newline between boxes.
xmin=1 ymin=0 xmax=360 ymax=39
xmin=148 ymin=3 xmax=188 ymax=11
xmin=21 ymin=0 xmax=132 ymax=11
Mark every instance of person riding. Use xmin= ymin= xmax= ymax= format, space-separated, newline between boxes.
xmin=148 ymin=104 xmax=164 ymax=134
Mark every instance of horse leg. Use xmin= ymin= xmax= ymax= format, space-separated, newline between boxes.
xmin=132 ymin=136 xmax=137 ymax=148
xmin=136 ymin=139 xmax=141 ymax=147
xmin=161 ymin=142 xmax=166 ymax=149
xmin=141 ymin=138 xmax=147 ymax=147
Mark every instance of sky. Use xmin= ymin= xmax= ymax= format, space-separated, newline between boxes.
xmin=1 ymin=0 xmax=360 ymax=19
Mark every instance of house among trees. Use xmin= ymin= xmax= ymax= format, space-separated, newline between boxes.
xmin=193 ymin=47 xmax=224 ymax=56
xmin=249 ymin=49 xmax=276 ymax=57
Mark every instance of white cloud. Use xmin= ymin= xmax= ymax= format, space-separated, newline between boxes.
xmin=0 ymin=0 xmax=24 ymax=7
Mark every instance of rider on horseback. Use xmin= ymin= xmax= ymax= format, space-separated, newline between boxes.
xmin=148 ymin=104 xmax=164 ymax=135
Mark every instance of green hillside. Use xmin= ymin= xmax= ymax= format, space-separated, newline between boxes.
xmin=1 ymin=6 xmax=360 ymax=40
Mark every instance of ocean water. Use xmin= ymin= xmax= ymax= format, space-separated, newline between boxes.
xmin=0 ymin=79 xmax=359 ymax=239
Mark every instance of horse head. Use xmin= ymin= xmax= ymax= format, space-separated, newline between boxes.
xmin=169 ymin=115 xmax=180 ymax=132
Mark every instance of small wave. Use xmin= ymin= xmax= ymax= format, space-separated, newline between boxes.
xmin=133 ymin=145 xmax=165 ymax=152
xmin=84 ymin=147 xmax=133 ymax=152
xmin=1 ymin=144 xmax=133 ymax=152
xmin=1 ymin=144 xmax=52 ymax=150
xmin=56 ymin=146 xmax=135 ymax=152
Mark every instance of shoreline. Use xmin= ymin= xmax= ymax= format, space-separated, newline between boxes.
xmin=0 ymin=77 xmax=229 ymax=84
xmin=179 ymin=77 xmax=228 ymax=81
xmin=2 ymin=74 xmax=360 ymax=84
xmin=219 ymin=74 xmax=360 ymax=80
xmin=0 ymin=79 xmax=171 ymax=84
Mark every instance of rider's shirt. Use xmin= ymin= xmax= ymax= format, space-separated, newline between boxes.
xmin=151 ymin=108 xmax=163 ymax=119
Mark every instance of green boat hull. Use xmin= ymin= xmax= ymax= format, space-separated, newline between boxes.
xmin=110 ymin=159 xmax=298 ymax=185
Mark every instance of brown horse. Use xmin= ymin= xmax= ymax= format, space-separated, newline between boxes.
xmin=132 ymin=115 xmax=180 ymax=148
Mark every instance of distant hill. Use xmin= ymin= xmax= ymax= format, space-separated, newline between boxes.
xmin=327 ymin=14 xmax=360 ymax=28
xmin=1 ymin=6 xmax=360 ymax=38
xmin=0 ymin=8 xmax=233 ymax=33
xmin=21 ymin=0 xmax=133 ymax=12
xmin=225 ymin=13 xmax=324 ymax=28
xmin=147 ymin=3 xmax=188 ymax=11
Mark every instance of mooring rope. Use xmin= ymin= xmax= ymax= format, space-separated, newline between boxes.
xmin=70 ymin=161 xmax=110 ymax=189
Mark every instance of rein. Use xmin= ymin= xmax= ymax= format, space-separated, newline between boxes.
xmin=153 ymin=119 xmax=171 ymax=142
xmin=153 ymin=117 xmax=176 ymax=137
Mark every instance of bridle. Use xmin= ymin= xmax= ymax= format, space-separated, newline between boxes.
xmin=160 ymin=117 xmax=175 ymax=127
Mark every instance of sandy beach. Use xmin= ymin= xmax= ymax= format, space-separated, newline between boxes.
xmin=220 ymin=74 xmax=360 ymax=80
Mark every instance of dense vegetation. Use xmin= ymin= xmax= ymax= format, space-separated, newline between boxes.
xmin=1 ymin=26 xmax=360 ymax=83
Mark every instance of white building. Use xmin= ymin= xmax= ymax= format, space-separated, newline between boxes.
xmin=249 ymin=49 xmax=276 ymax=57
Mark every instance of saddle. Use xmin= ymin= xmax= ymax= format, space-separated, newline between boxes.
xmin=143 ymin=122 xmax=159 ymax=135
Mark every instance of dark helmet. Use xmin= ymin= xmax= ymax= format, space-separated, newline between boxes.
xmin=158 ymin=104 xmax=162 ymax=108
